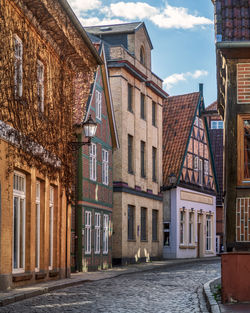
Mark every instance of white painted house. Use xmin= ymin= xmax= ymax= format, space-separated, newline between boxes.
xmin=162 ymin=86 xmax=217 ymax=259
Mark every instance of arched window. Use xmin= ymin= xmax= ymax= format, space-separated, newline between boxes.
xmin=140 ymin=45 xmax=145 ymax=65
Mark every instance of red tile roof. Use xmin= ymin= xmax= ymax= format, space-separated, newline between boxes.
xmin=214 ymin=0 xmax=250 ymax=41
xmin=162 ymin=92 xmax=200 ymax=186
xmin=206 ymin=101 xmax=217 ymax=111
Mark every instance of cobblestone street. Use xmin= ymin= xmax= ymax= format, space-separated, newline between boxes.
xmin=0 ymin=259 xmax=220 ymax=313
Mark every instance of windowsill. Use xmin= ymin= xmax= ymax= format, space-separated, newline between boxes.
xmin=141 ymin=175 xmax=147 ymax=179
xmin=85 ymin=253 xmax=91 ymax=256
xmin=188 ymin=245 xmax=196 ymax=249
xmin=152 ymin=240 xmax=159 ymax=243
xmin=128 ymin=171 xmax=134 ymax=175
xmin=12 ymin=272 xmax=32 ymax=282
xmin=12 ymin=269 xmax=25 ymax=275
xmin=49 ymin=270 xmax=59 ymax=277
xmin=152 ymin=179 xmax=157 ymax=183
xmin=205 ymin=250 xmax=214 ymax=255
xmin=140 ymin=117 xmax=146 ymax=121
xmin=152 ymin=124 xmax=157 ymax=128
xmin=35 ymin=272 xmax=47 ymax=280
xmin=90 ymin=178 xmax=97 ymax=182
xmin=179 ymin=245 xmax=188 ymax=249
xmin=128 ymin=109 xmax=134 ymax=114
xmin=94 ymin=252 xmax=100 ymax=255
xmin=140 ymin=239 xmax=148 ymax=242
xmin=128 ymin=239 xmax=136 ymax=242
xmin=103 ymin=252 xmax=108 ymax=255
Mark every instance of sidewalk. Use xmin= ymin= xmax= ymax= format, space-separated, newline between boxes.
xmin=0 ymin=257 xmax=219 ymax=307
xmin=204 ymin=277 xmax=250 ymax=313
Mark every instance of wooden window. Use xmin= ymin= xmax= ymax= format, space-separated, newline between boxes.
xmin=180 ymin=211 xmax=185 ymax=245
xmin=189 ymin=212 xmax=194 ymax=244
xmin=128 ymin=205 xmax=135 ymax=240
xmin=90 ymin=143 xmax=97 ymax=181
xmin=128 ymin=83 xmax=133 ymax=112
xmin=237 ymin=115 xmax=250 ymax=185
xmin=206 ymin=215 xmax=212 ymax=251
xmin=14 ymin=35 xmax=23 ymax=97
xmin=152 ymin=147 xmax=157 ymax=182
xmin=236 ymin=198 xmax=250 ymax=242
xmin=140 ymin=207 xmax=147 ymax=241
xmin=140 ymin=93 xmax=145 ymax=119
xmin=103 ymin=214 xmax=109 ymax=254
xmin=102 ymin=149 xmax=109 ymax=185
xmin=95 ymin=90 xmax=102 ymax=120
xmin=37 ymin=60 xmax=44 ymax=112
xmin=152 ymin=210 xmax=158 ymax=241
xmin=152 ymin=101 xmax=156 ymax=126
xmin=35 ymin=181 xmax=40 ymax=272
xmin=13 ymin=172 xmax=26 ymax=273
xmin=141 ymin=141 xmax=146 ymax=178
xmin=85 ymin=211 xmax=91 ymax=254
xmin=128 ymin=135 xmax=133 ymax=174
xmin=94 ymin=213 xmax=100 ymax=254
xmin=163 ymin=222 xmax=170 ymax=246
xmin=49 ymin=186 xmax=54 ymax=270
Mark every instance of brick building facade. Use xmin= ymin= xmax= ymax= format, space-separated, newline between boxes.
xmin=71 ymin=43 xmax=119 ymax=271
xmin=0 ymin=0 xmax=100 ymax=290
xmin=86 ymin=22 xmax=168 ymax=264
xmin=212 ymin=0 xmax=250 ymax=302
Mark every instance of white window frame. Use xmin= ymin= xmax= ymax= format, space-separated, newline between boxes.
xmin=49 ymin=186 xmax=54 ymax=270
xmin=188 ymin=212 xmax=194 ymax=245
xmin=94 ymin=213 xmax=101 ymax=254
xmin=90 ymin=143 xmax=97 ymax=181
xmin=180 ymin=211 xmax=185 ymax=245
xmin=199 ymin=159 xmax=203 ymax=185
xmin=102 ymin=149 xmax=109 ymax=185
xmin=14 ymin=35 xmax=23 ymax=97
xmin=206 ymin=215 xmax=212 ymax=251
xmin=35 ymin=180 xmax=41 ymax=272
xmin=37 ymin=60 xmax=44 ymax=112
xmin=103 ymin=214 xmax=109 ymax=254
xmin=13 ymin=172 xmax=26 ymax=273
xmin=85 ymin=211 xmax=92 ymax=254
xmin=211 ymin=120 xmax=224 ymax=129
xmin=96 ymin=90 xmax=102 ymax=120
xmin=194 ymin=156 xmax=199 ymax=171
xmin=204 ymin=160 xmax=209 ymax=176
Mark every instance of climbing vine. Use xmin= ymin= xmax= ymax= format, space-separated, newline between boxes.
xmin=0 ymin=0 xmax=96 ymax=201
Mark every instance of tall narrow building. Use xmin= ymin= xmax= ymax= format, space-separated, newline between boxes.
xmin=86 ymin=22 xmax=168 ymax=264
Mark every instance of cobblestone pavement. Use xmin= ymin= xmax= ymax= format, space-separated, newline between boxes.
xmin=0 ymin=259 xmax=220 ymax=313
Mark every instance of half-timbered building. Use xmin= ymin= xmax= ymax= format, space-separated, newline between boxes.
xmin=162 ymin=85 xmax=218 ymax=259
xmin=71 ymin=42 xmax=119 ymax=272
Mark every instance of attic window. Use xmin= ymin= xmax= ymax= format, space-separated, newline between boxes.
xmin=140 ymin=45 xmax=145 ymax=65
xmin=100 ymin=26 xmax=112 ymax=31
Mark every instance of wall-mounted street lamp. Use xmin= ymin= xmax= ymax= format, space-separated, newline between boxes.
xmin=68 ymin=115 xmax=97 ymax=150
xmin=168 ymin=172 xmax=177 ymax=186
xmin=68 ymin=114 xmax=97 ymax=273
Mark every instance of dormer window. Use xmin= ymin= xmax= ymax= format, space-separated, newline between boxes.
xmin=140 ymin=45 xmax=145 ymax=65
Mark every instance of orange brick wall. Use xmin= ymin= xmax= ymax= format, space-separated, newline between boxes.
xmin=237 ymin=63 xmax=250 ymax=104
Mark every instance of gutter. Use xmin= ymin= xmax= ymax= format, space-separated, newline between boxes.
xmin=216 ymin=41 xmax=250 ymax=49
xmin=59 ymin=0 xmax=103 ymax=65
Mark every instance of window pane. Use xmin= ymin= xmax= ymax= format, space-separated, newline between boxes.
xmin=152 ymin=147 xmax=156 ymax=182
xmin=20 ymin=199 xmax=24 ymax=269
xmin=128 ymin=135 xmax=133 ymax=173
xmin=141 ymin=141 xmax=145 ymax=177
xmin=244 ymin=120 xmax=250 ymax=178
xmin=140 ymin=93 xmax=145 ymax=119
xmin=141 ymin=208 xmax=147 ymax=241
xmin=128 ymin=84 xmax=133 ymax=112
xmin=152 ymin=101 xmax=156 ymax=126
xmin=13 ymin=197 xmax=18 ymax=269
xmin=128 ymin=205 xmax=134 ymax=240
xmin=152 ymin=210 xmax=158 ymax=241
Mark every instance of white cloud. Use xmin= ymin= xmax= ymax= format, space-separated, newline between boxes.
xmin=150 ymin=5 xmax=213 ymax=29
xmin=68 ymin=0 xmax=102 ymax=15
xmin=109 ymin=2 xmax=159 ymax=20
xmin=79 ymin=17 xmax=126 ymax=27
xmin=163 ymin=70 xmax=208 ymax=89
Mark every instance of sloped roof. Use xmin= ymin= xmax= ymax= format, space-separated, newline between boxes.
xmin=162 ymin=92 xmax=200 ymax=186
xmin=206 ymin=101 xmax=217 ymax=111
xmin=213 ymin=0 xmax=250 ymax=41
xmin=85 ymin=22 xmax=142 ymax=35
xmin=85 ymin=22 xmax=153 ymax=49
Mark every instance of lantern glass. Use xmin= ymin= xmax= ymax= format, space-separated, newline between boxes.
xmin=83 ymin=115 xmax=97 ymax=138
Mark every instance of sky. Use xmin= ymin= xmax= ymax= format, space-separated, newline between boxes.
xmin=67 ymin=0 xmax=216 ymax=106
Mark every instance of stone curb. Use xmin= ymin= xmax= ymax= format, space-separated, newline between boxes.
xmin=0 ymin=257 xmax=220 ymax=307
xmin=203 ymin=276 xmax=221 ymax=313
